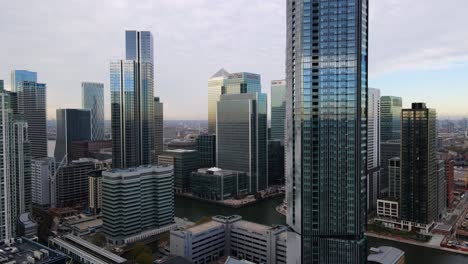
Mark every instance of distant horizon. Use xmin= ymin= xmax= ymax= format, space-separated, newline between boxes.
xmin=1 ymin=0 xmax=468 ymax=120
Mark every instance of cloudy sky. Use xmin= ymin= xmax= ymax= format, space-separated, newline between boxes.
xmin=1 ymin=0 xmax=467 ymax=120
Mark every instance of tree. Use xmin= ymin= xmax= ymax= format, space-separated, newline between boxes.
xmin=92 ymin=233 xmax=106 ymax=247
xmin=135 ymin=252 xmax=153 ymax=264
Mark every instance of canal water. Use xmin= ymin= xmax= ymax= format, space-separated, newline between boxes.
xmin=175 ymin=196 xmax=468 ymax=264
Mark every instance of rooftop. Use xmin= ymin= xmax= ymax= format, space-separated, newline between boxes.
xmin=232 ymin=220 xmax=269 ymax=234
xmin=0 ymin=237 xmax=68 ymax=264
xmin=196 ymin=167 xmax=245 ymax=177
xmin=367 ymin=246 xmax=404 ymax=264
xmin=165 ymin=149 xmax=197 ymax=153
xmin=210 ymin=68 xmax=230 ymax=79
xmin=187 ymin=220 xmax=223 ymax=235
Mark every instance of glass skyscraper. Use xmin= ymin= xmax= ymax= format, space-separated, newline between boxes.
xmin=217 ymin=93 xmax=268 ymax=193
xmin=17 ymin=81 xmax=48 ymax=159
xmin=367 ymin=88 xmax=380 ymax=211
xmin=154 ymin=97 xmax=164 ymax=159
xmin=286 ymin=0 xmax=368 ymax=263
xmin=11 ymin=70 xmax=37 ymax=92
xmin=380 ymin=96 xmax=402 ymax=142
xmin=82 ymin=82 xmax=105 ymax=141
xmin=208 ymin=68 xmax=230 ymax=134
xmin=111 ymin=30 xmax=155 ymax=168
xmin=271 ymin=80 xmax=286 ymax=143
xmin=54 ymin=109 xmax=91 ymax=163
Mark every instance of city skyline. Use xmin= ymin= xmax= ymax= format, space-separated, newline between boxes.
xmin=1 ymin=0 xmax=467 ymax=120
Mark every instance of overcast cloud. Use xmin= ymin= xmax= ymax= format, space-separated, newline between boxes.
xmin=1 ymin=0 xmax=467 ymax=119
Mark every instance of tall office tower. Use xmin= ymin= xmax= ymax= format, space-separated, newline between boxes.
xmin=367 ymin=88 xmax=381 ymax=211
xmin=154 ymin=97 xmax=164 ymax=159
xmin=11 ymin=70 xmax=37 ymax=92
xmin=102 ymin=165 xmax=174 ymax=245
xmin=380 ymin=96 xmax=402 ymax=142
xmin=446 ymin=160 xmax=455 ymax=208
xmin=268 ymin=140 xmax=285 ymax=185
xmin=54 ymin=109 xmax=91 ymax=163
xmin=81 ymin=82 xmax=105 ymax=141
xmin=217 ymin=93 xmax=268 ymax=193
xmin=31 ymin=158 xmax=55 ymax=208
xmin=54 ymin=159 xmax=96 ymax=208
xmin=0 ymin=89 xmax=32 ymax=240
xmin=400 ymin=103 xmax=437 ymax=225
xmin=111 ymin=30 xmax=155 ymax=169
xmin=380 ymin=140 xmax=400 ymax=196
xmin=158 ymin=149 xmax=199 ymax=193
xmin=271 ymin=80 xmax=286 ymax=143
xmin=0 ymin=80 xmax=3 ymax=90
xmin=286 ymin=1 xmax=368 ymax=263
xmin=388 ymin=157 xmax=400 ymax=199
xmin=224 ymin=72 xmax=261 ymax=95
xmin=208 ymin=68 xmax=230 ymax=134
xmin=17 ymin=81 xmax=47 ymax=159
xmin=436 ymin=160 xmax=447 ymax=219
xmin=196 ymin=134 xmax=216 ymax=168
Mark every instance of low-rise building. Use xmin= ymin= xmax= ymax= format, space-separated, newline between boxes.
xmin=191 ymin=168 xmax=249 ymax=200
xmin=367 ymin=246 xmax=405 ymax=264
xmin=49 ymin=234 xmax=126 ymax=264
xmin=375 ymin=198 xmax=433 ymax=233
xmin=170 ymin=215 xmax=286 ymax=264
xmin=0 ymin=237 xmax=68 ymax=264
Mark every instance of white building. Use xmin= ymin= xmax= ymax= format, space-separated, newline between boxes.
xmin=170 ymin=215 xmax=287 ymax=264
xmin=31 ymin=157 xmax=54 ymax=207
xmin=368 ymin=88 xmax=381 ymax=211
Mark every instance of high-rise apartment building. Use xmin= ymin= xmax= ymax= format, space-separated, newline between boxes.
xmin=400 ymin=103 xmax=437 ymax=225
xmin=102 ymin=165 xmax=175 ymax=245
xmin=31 ymin=157 xmax=55 ymax=208
xmin=380 ymin=96 xmax=402 ymax=142
xmin=11 ymin=70 xmax=37 ymax=92
xmin=17 ymin=80 xmax=48 ymax=159
xmin=196 ymin=134 xmax=216 ymax=168
xmin=0 ymin=88 xmax=32 ymax=239
xmin=54 ymin=109 xmax=91 ymax=163
xmin=88 ymin=170 xmax=103 ymax=215
xmin=81 ymin=82 xmax=105 ymax=141
xmin=388 ymin=157 xmax=401 ymax=199
xmin=271 ymin=80 xmax=286 ymax=143
xmin=286 ymin=1 xmax=368 ymax=263
xmin=154 ymin=97 xmax=164 ymax=159
xmin=217 ymin=93 xmax=268 ymax=193
xmin=368 ymin=88 xmax=381 ymax=211
xmin=208 ymin=68 xmax=230 ymax=134
xmin=111 ymin=30 xmax=155 ymax=168
xmin=446 ymin=160 xmax=455 ymax=208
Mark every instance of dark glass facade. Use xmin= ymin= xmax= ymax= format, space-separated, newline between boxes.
xmin=196 ymin=134 xmax=216 ymax=168
xmin=286 ymin=0 xmax=368 ymax=263
xmin=17 ymin=81 xmax=47 ymax=159
xmin=400 ymin=103 xmax=437 ymax=225
xmin=54 ymin=109 xmax=92 ymax=163
xmin=191 ymin=168 xmax=248 ymax=200
xmin=268 ymin=140 xmax=285 ymax=185
xmin=158 ymin=150 xmax=200 ymax=193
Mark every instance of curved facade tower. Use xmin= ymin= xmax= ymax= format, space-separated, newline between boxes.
xmin=286 ymin=0 xmax=368 ymax=263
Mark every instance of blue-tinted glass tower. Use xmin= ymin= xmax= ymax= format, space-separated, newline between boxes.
xmin=11 ymin=70 xmax=37 ymax=92
xmin=286 ymin=0 xmax=368 ymax=263
xmin=111 ymin=30 xmax=155 ymax=168
xmin=82 ymin=82 xmax=105 ymax=141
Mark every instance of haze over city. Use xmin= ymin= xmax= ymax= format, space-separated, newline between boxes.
xmin=1 ymin=0 xmax=467 ymax=120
